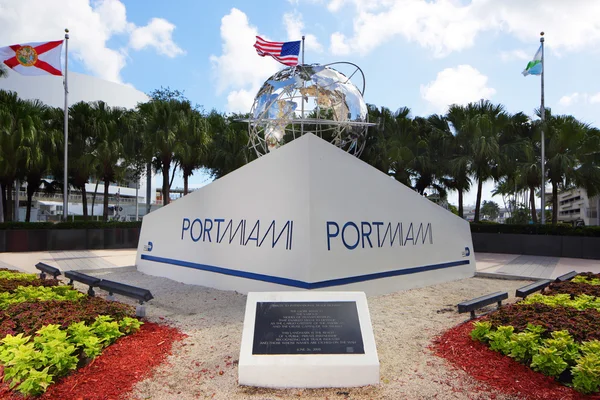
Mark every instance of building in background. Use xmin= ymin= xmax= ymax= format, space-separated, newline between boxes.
xmin=557 ymin=188 xmax=600 ymax=226
xmin=1 ymin=70 xmax=158 ymax=221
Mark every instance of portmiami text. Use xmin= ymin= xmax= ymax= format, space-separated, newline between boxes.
xmin=181 ymin=218 xmax=294 ymax=250
xmin=326 ymin=221 xmax=433 ymax=250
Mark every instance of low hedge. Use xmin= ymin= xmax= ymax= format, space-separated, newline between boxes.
xmin=470 ymin=223 xmax=600 ymax=237
xmin=0 ymin=221 xmax=142 ymax=230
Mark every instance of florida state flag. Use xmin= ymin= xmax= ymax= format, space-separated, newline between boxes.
xmin=0 ymin=40 xmax=63 ymax=76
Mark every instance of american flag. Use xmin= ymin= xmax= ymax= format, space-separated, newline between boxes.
xmin=254 ymin=36 xmax=301 ymax=66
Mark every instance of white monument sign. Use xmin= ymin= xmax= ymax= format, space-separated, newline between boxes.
xmin=136 ymin=133 xmax=475 ymax=295
xmin=239 ymin=291 xmax=379 ymax=388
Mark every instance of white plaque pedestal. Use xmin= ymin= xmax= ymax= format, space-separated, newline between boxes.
xmin=238 ymin=291 xmax=379 ymax=388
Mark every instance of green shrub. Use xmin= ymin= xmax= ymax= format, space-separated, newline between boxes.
xmin=580 ymin=340 xmax=600 ymax=356
xmin=531 ymin=346 xmax=569 ymax=377
xmin=0 ymin=221 xmax=141 ymax=230
xmin=522 ymin=293 xmax=600 ymax=311
xmin=572 ymin=353 xmax=600 ymax=394
xmin=0 ymin=285 xmax=84 ymax=310
xmin=91 ymin=315 xmax=124 ymax=346
xmin=508 ymin=329 xmax=542 ymax=363
xmin=0 ymin=315 xmax=143 ymax=396
xmin=470 ymin=223 xmax=600 ymax=237
xmin=486 ymin=325 xmax=514 ymax=355
xmin=0 ymin=271 xmax=37 ymax=281
xmin=573 ymin=275 xmax=600 ymax=286
xmin=470 ymin=321 xmax=492 ymax=342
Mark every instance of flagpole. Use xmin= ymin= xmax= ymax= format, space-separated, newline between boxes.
xmin=301 ymin=35 xmax=305 ymax=136
xmin=63 ymin=29 xmax=69 ymax=221
xmin=540 ymin=31 xmax=546 ymax=224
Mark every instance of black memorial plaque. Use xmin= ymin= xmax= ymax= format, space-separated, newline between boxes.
xmin=252 ymin=301 xmax=365 ymax=355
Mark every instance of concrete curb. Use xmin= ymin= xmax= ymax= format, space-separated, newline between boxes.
xmin=475 ymin=271 xmax=546 ymax=281
xmin=73 ymin=265 xmax=137 ymax=274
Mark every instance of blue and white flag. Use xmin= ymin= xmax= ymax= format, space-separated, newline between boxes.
xmin=522 ymin=45 xmax=542 ymax=76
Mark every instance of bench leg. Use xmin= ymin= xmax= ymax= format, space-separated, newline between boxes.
xmin=470 ymin=310 xmax=476 ymax=320
xmin=87 ymin=286 xmax=95 ymax=297
xmin=497 ymin=300 xmax=502 ymax=309
xmin=136 ymin=303 xmax=146 ymax=318
xmin=39 ymin=272 xmax=46 ymax=280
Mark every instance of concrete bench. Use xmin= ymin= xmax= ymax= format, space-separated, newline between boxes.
xmin=516 ymin=279 xmax=552 ymax=298
xmin=458 ymin=291 xmax=508 ymax=320
xmin=97 ymin=280 xmax=154 ymax=317
xmin=35 ymin=262 xmax=61 ymax=280
xmin=555 ymin=271 xmax=578 ymax=282
xmin=64 ymin=271 xmax=101 ymax=297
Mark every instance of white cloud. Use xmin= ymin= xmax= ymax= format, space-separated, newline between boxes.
xmin=559 ymin=92 xmax=600 ymax=107
xmin=500 ymin=49 xmax=529 ymax=62
xmin=330 ymin=32 xmax=351 ymax=55
xmin=328 ymin=0 xmax=347 ymax=12
xmin=559 ymin=92 xmax=581 ymax=107
xmin=225 ymin=89 xmax=256 ymax=114
xmin=0 ymin=0 xmax=183 ymax=83
xmin=326 ymin=0 xmax=600 ymax=57
xmin=129 ymin=18 xmax=185 ymax=57
xmin=210 ymin=8 xmax=282 ymax=113
xmin=283 ymin=11 xmax=323 ymax=53
xmin=420 ymin=65 xmax=496 ymax=113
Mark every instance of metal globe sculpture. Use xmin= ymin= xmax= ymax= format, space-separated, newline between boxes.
xmin=247 ymin=63 xmax=374 ymax=157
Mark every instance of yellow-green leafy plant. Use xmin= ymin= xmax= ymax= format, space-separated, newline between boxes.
xmin=486 ymin=325 xmax=514 ymax=355
xmin=0 ymin=285 xmax=84 ymax=310
xmin=0 ymin=271 xmax=38 ymax=281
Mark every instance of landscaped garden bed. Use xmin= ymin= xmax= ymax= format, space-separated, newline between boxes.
xmin=0 ymin=268 xmax=185 ymax=399
xmin=434 ymin=272 xmax=600 ymax=399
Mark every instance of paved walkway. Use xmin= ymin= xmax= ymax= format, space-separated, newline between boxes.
xmin=0 ymin=249 xmax=136 ymax=274
xmin=0 ymin=250 xmax=598 ymax=280
xmin=475 ymin=253 xmax=600 ymax=280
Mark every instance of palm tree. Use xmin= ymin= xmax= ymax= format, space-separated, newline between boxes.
xmin=0 ymin=65 xmax=8 ymax=78
xmin=91 ymin=102 xmax=128 ymax=221
xmin=205 ymin=111 xmax=254 ymax=179
xmin=17 ymin=101 xmax=61 ymax=221
xmin=69 ymin=102 xmax=99 ymax=220
xmin=175 ymin=110 xmax=210 ymax=195
xmin=0 ymin=90 xmax=29 ymax=221
xmin=446 ymin=104 xmax=477 ymax=218
xmin=543 ymin=112 xmax=600 ymax=224
xmin=449 ymin=101 xmax=508 ymax=222
xmin=138 ymin=99 xmax=191 ymax=205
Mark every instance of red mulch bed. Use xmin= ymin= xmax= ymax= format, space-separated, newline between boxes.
xmin=432 ymin=320 xmax=600 ymax=400
xmin=0 ymin=322 xmax=186 ymax=400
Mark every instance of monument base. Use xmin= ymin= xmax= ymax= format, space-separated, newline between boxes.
xmin=238 ymin=292 xmax=379 ymax=388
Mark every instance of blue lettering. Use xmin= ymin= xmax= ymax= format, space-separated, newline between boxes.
xmin=342 ymin=222 xmax=360 ymax=250
xmin=382 ymin=223 xmax=403 ymax=246
xmin=181 ymin=218 xmax=190 ymax=240
xmin=215 ymin=219 xmax=224 ymax=242
xmin=259 ymin=221 xmax=276 ymax=247
xmin=288 ymin=221 xmax=293 ymax=250
xmin=245 ymin=220 xmax=260 ymax=246
xmin=326 ymin=221 xmax=339 ymax=251
xmin=418 ymin=223 xmax=433 ymax=244
xmin=203 ymin=219 xmax=213 ymax=242
xmin=361 ymin=222 xmax=373 ymax=248
xmin=372 ymin=222 xmax=383 ymax=247
xmin=190 ymin=218 xmax=203 ymax=242
xmin=404 ymin=223 xmax=414 ymax=245
xmin=229 ymin=220 xmax=244 ymax=244
xmin=219 ymin=220 xmax=232 ymax=243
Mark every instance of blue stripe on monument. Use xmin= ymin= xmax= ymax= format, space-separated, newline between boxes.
xmin=140 ymin=255 xmax=470 ymax=289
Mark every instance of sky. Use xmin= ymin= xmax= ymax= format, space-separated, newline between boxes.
xmin=1 ymin=0 xmax=600 ymax=210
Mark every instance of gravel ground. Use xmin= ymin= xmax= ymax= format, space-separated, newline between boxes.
xmin=79 ymin=270 xmax=531 ymax=400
